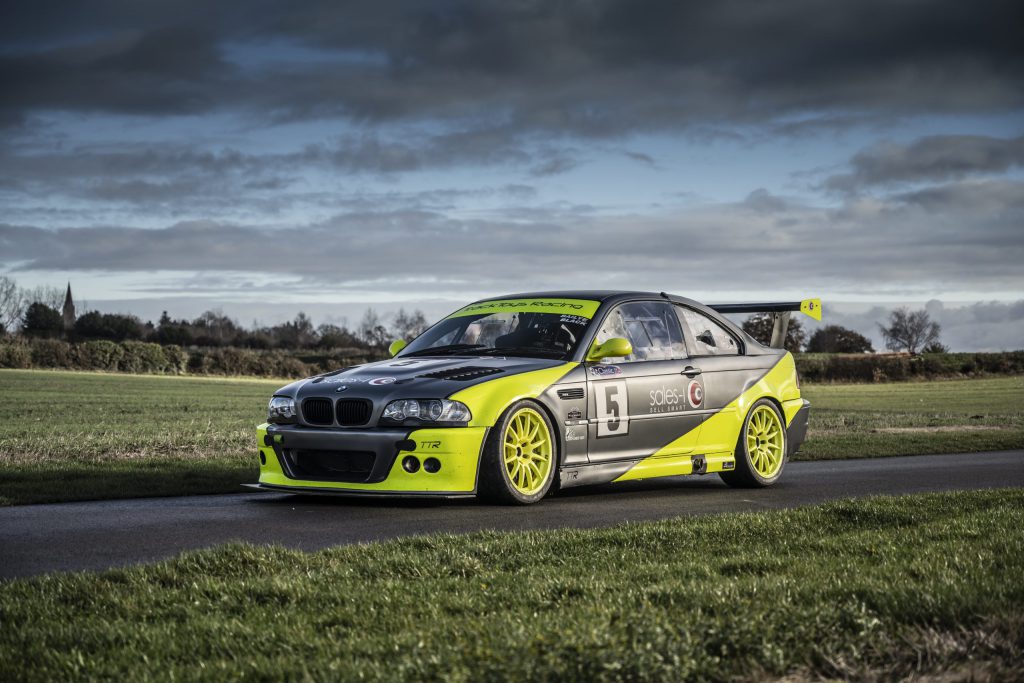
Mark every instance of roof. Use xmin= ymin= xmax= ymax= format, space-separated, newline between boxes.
xmin=477 ymin=290 xmax=668 ymax=303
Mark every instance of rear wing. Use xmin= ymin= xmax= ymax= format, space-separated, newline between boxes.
xmin=707 ymin=298 xmax=822 ymax=349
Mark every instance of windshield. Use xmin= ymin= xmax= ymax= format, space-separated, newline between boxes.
xmin=399 ymin=298 xmax=600 ymax=360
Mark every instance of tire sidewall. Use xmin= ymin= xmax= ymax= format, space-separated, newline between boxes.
xmin=740 ymin=398 xmax=787 ymax=486
xmin=487 ymin=400 xmax=557 ymax=504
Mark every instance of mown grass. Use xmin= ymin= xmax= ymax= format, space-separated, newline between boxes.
xmin=1 ymin=490 xmax=1022 ymax=681
xmin=799 ymin=376 xmax=1024 ymax=460
xmin=0 ymin=370 xmax=278 ymax=505
xmin=1 ymin=370 xmax=1022 ymax=505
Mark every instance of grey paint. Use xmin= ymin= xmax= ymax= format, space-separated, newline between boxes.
xmin=585 ymin=359 xmax=703 ymax=463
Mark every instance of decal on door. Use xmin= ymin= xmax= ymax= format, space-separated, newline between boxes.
xmin=687 ymin=379 xmax=704 ymax=408
xmin=595 ymin=380 xmax=629 ymax=437
xmin=648 ymin=385 xmax=683 ymax=414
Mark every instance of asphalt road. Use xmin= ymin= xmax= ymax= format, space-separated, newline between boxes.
xmin=2 ymin=450 xmax=1022 ymax=579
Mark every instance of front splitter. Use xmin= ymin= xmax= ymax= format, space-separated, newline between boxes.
xmin=242 ymin=483 xmax=477 ymax=500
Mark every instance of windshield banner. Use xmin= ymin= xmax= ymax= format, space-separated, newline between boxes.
xmin=447 ymin=298 xmax=601 ymax=319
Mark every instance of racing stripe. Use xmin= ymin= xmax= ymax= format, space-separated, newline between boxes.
xmin=613 ymin=354 xmax=800 ymax=482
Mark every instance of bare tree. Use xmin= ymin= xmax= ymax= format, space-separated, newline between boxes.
xmin=879 ymin=307 xmax=942 ymax=353
xmin=0 ymin=276 xmax=22 ymax=334
xmin=358 ymin=308 xmax=391 ymax=348
xmin=20 ymin=284 xmax=65 ymax=310
xmin=392 ymin=308 xmax=429 ymax=341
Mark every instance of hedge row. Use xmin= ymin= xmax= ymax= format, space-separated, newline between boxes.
xmin=0 ymin=338 xmax=386 ymax=378
xmin=794 ymin=351 xmax=1024 ymax=383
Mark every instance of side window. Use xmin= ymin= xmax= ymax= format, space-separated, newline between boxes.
xmin=594 ymin=302 xmax=687 ymax=363
xmin=677 ymin=307 xmax=739 ymax=356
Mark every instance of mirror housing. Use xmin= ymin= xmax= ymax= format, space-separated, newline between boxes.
xmin=388 ymin=339 xmax=407 ymax=357
xmin=587 ymin=337 xmax=632 ymax=362
xmin=696 ymin=330 xmax=716 ymax=347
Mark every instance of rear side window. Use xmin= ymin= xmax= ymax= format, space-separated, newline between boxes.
xmin=595 ymin=301 xmax=687 ymax=362
xmin=677 ymin=307 xmax=739 ymax=356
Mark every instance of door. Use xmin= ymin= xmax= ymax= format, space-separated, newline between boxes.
xmin=586 ymin=301 xmax=704 ymax=463
xmin=675 ymin=305 xmax=745 ymax=454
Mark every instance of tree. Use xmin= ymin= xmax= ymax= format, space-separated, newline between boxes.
xmin=20 ymin=285 xmax=64 ymax=310
xmin=392 ymin=308 xmax=429 ymax=340
xmin=317 ymin=323 xmax=359 ymax=349
xmin=21 ymin=303 xmax=64 ymax=338
xmin=742 ymin=313 xmax=805 ymax=353
xmin=191 ymin=310 xmax=241 ymax=346
xmin=879 ymin=307 xmax=942 ymax=354
xmin=805 ymin=325 xmax=874 ymax=353
xmin=152 ymin=311 xmax=195 ymax=346
xmin=0 ymin=276 xmax=22 ymax=334
xmin=269 ymin=312 xmax=318 ymax=348
xmin=358 ymin=308 xmax=391 ymax=348
xmin=73 ymin=311 xmax=145 ymax=342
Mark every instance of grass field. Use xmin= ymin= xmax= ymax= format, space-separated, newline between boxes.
xmin=1 ymin=490 xmax=1021 ymax=681
xmin=0 ymin=370 xmax=277 ymax=506
xmin=1 ymin=370 xmax=1022 ymax=505
xmin=800 ymin=376 xmax=1024 ymax=459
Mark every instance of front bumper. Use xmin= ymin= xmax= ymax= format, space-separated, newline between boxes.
xmin=255 ymin=423 xmax=487 ymax=495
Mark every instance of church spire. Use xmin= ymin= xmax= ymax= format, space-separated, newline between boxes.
xmin=62 ymin=283 xmax=75 ymax=331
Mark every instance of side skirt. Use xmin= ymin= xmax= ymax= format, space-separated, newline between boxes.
xmin=558 ymin=454 xmax=735 ymax=490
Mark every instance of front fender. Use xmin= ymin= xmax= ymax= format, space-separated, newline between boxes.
xmin=449 ymin=362 xmax=578 ymax=427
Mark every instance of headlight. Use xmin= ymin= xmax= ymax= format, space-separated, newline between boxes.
xmin=382 ymin=399 xmax=471 ymax=424
xmin=267 ymin=396 xmax=297 ymax=423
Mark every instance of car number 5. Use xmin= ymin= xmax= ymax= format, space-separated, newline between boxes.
xmin=595 ymin=380 xmax=629 ymax=437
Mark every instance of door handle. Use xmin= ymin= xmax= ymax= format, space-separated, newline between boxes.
xmin=681 ymin=366 xmax=702 ymax=377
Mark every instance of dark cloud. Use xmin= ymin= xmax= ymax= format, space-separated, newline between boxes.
xmin=827 ymin=135 xmax=1024 ymax=192
xmin=0 ymin=131 xmax=570 ymax=211
xmin=622 ymin=151 xmax=657 ymax=168
xmin=0 ymin=26 xmax=233 ymax=126
xmin=2 ymin=1 xmax=1021 ymax=134
xmin=1 ymin=0 xmax=1021 ymax=338
xmin=0 ymin=135 xmax=563 ymax=217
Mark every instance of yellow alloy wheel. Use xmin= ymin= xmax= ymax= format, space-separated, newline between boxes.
xmin=747 ymin=404 xmax=784 ymax=478
xmin=503 ymin=407 xmax=553 ymax=495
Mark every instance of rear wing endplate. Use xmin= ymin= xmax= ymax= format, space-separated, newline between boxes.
xmin=708 ymin=298 xmax=822 ymax=349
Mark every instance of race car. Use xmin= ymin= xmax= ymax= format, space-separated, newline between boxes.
xmin=251 ymin=291 xmax=819 ymax=504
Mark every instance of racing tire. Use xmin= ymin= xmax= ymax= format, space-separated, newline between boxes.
xmin=720 ymin=398 xmax=787 ymax=488
xmin=478 ymin=400 xmax=557 ymax=505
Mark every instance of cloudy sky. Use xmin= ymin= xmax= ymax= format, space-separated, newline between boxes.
xmin=1 ymin=1 xmax=1022 ymax=348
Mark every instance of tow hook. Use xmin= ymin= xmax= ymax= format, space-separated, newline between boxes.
xmin=692 ymin=455 xmax=707 ymax=475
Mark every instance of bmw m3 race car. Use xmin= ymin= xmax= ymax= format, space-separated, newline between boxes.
xmin=252 ymin=291 xmax=820 ymax=504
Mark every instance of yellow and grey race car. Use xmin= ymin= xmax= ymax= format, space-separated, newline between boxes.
xmin=252 ymin=291 xmax=820 ymax=504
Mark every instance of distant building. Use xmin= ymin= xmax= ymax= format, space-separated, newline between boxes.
xmin=62 ymin=283 xmax=75 ymax=331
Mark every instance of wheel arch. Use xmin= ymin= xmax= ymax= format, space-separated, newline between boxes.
xmin=525 ymin=396 xmax=564 ymax=470
xmin=758 ymin=394 xmax=785 ymax=420
xmin=490 ymin=396 xmax=564 ymax=470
